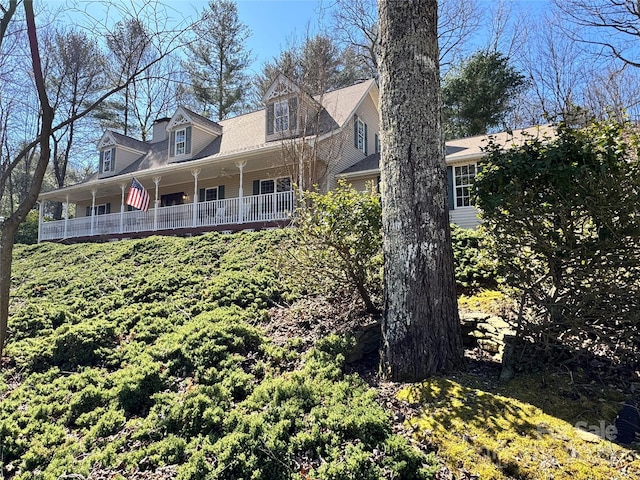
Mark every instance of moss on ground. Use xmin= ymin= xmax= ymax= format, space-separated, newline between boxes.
xmin=399 ymin=372 xmax=640 ymax=480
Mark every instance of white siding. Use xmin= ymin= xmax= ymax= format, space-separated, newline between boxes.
xmin=450 ymin=207 xmax=481 ymax=229
xmin=326 ymin=93 xmax=380 ymax=191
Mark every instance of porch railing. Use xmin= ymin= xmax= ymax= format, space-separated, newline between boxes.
xmin=40 ymin=191 xmax=295 ymax=241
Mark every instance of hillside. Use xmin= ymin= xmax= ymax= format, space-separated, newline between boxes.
xmin=2 ymin=231 xmax=640 ymax=479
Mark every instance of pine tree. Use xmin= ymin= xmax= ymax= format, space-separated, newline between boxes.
xmin=184 ymin=0 xmax=252 ymax=120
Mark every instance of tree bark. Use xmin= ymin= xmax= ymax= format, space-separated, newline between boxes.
xmin=377 ymin=0 xmax=463 ymax=381
xmin=0 ymin=0 xmax=54 ymax=357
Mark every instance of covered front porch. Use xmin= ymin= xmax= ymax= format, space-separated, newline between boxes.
xmin=38 ymin=156 xmax=298 ymax=242
xmin=39 ymin=190 xmax=295 ymax=242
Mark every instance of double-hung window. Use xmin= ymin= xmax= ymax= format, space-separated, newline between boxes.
xmin=454 ymin=164 xmax=476 ymax=207
xmin=205 ymin=187 xmax=218 ymax=202
xmin=274 ymin=101 xmax=289 ymax=132
xmin=102 ymin=149 xmax=113 ymax=173
xmin=355 ymin=117 xmax=367 ymax=154
xmin=260 ymin=176 xmax=291 ymax=195
xmin=175 ymin=128 xmax=186 ymax=155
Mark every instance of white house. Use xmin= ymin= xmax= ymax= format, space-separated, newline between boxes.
xmin=37 ymin=74 xmax=548 ymax=242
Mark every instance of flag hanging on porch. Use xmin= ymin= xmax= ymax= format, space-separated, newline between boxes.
xmin=126 ymin=178 xmax=150 ymax=212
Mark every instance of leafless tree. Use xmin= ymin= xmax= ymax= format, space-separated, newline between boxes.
xmin=555 ymin=0 xmax=640 ymax=68
xmin=326 ymin=0 xmax=482 ymax=77
xmin=0 ymin=0 xmax=194 ymax=356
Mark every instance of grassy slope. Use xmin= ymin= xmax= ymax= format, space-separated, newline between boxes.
xmin=2 ymin=231 xmax=639 ymax=479
xmin=1 ymin=232 xmax=434 ymax=480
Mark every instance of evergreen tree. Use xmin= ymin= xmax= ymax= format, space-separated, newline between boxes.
xmin=184 ymin=0 xmax=252 ymax=120
xmin=442 ymin=50 xmax=526 ymax=139
xmin=255 ymin=34 xmax=369 ymax=99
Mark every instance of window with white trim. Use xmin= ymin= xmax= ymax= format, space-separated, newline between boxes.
xmin=454 ymin=164 xmax=476 ymax=207
xmin=175 ymin=128 xmax=186 ymax=155
xmin=274 ymin=100 xmax=289 ymax=132
xmin=356 ymin=118 xmax=366 ymax=153
xmin=102 ymin=150 xmax=113 ymax=172
xmin=205 ymin=187 xmax=218 ymax=202
xmin=260 ymin=176 xmax=291 ymax=195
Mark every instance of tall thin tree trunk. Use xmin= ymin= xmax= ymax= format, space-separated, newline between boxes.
xmin=1 ymin=0 xmax=54 ymax=357
xmin=377 ymin=0 xmax=463 ymax=381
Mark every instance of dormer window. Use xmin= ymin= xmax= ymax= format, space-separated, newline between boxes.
xmin=274 ymin=100 xmax=289 ymax=132
xmin=100 ymin=147 xmax=116 ymax=174
xmin=176 ymin=128 xmax=186 ymax=155
xmin=266 ymin=97 xmax=298 ymax=136
xmin=169 ymin=126 xmax=192 ymax=157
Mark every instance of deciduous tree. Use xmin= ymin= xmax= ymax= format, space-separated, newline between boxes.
xmin=0 ymin=0 xmax=191 ymax=356
xmin=377 ymin=0 xmax=463 ymax=380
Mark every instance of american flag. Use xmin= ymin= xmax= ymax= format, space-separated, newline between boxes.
xmin=126 ymin=178 xmax=150 ymax=211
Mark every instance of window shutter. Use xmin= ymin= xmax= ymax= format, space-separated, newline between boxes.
xmin=85 ymin=206 xmax=91 ymax=217
xmin=199 ymin=188 xmax=205 ymax=202
xmin=106 ymin=203 xmax=111 ymax=214
xmin=111 ymin=148 xmax=116 ymax=171
xmin=288 ymin=97 xmax=298 ymax=131
xmin=99 ymin=151 xmax=103 ymax=173
xmin=446 ymin=166 xmax=454 ymax=210
xmin=375 ymin=134 xmax=380 ymax=154
xmin=185 ymin=126 xmax=192 ymax=154
xmin=170 ymin=131 xmax=175 ymax=156
xmin=354 ymin=115 xmax=358 ymax=148
xmin=253 ymin=180 xmax=260 ymax=195
xmin=364 ymin=123 xmax=368 ymax=155
xmin=218 ymin=185 xmax=225 ymax=199
xmin=266 ymin=103 xmax=274 ymax=135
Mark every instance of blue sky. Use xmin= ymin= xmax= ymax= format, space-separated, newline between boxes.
xmin=53 ymin=0 xmax=552 ymax=73
xmin=234 ymin=0 xmax=325 ymax=74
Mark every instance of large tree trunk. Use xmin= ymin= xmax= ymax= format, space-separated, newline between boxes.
xmin=377 ymin=0 xmax=463 ymax=381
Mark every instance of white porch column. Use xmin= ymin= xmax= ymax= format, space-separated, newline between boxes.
xmin=64 ymin=194 xmax=69 ymax=239
xmin=153 ymin=177 xmax=161 ymax=231
xmin=37 ymin=201 xmax=43 ymax=243
xmin=236 ymin=160 xmax=246 ymax=223
xmin=120 ymin=183 xmax=127 ymax=234
xmin=192 ymin=168 xmax=200 ymax=227
xmin=90 ymin=189 xmax=97 ymax=236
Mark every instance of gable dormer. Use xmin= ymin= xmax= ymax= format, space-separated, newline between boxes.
xmin=167 ymin=107 xmax=222 ymax=161
xmin=263 ymin=74 xmax=316 ymax=142
xmin=97 ymin=131 xmax=149 ymax=178
xmin=98 ymin=131 xmax=117 ymax=176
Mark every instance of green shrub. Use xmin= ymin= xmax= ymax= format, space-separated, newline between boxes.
xmin=14 ymin=210 xmax=39 ymax=245
xmin=476 ymin=120 xmax=640 ymax=365
xmin=450 ymin=224 xmax=497 ymax=290
xmin=51 ymin=320 xmax=118 ymax=370
xmin=115 ymin=361 xmax=165 ymax=416
xmin=289 ymin=181 xmax=383 ymax=313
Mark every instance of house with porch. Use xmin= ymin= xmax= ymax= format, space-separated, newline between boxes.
xmin=37 ymin=73 xmax=548 ymax=242
xmin=38 ymin=74 xmax=381 ymax=242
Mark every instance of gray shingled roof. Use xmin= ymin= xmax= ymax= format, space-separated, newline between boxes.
xmin=338 ymin=125 xmax=554 ymax=175
xmin=181 ymin=106 xmax=223 ymax=134
xmin=110 ymin=131 xmax=149 ymax=152
xmin=74 ymin=79 xmax=378 ymax=185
